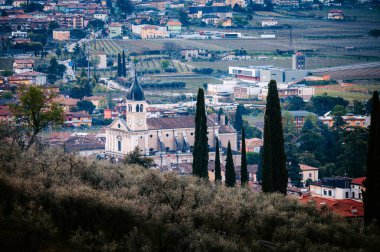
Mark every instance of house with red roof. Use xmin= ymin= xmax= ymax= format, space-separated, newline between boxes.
xmin=0 ymin=107 xmax=15 ymax=124
xmin=310 ymin=176 xmax=366 ymax=202
xmin=166 ymin=20 xmax=182 ymax=34
xmin=299 ymin=196 xmax=363 ymax=218
xmin=351 ymin=177 xmax=365 ymax=201
xmin=328 ymin=10 xmax=344 ymax=20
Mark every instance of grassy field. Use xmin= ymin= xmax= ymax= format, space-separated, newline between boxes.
xmin=315 ymin=83 xmax=380 ymax=102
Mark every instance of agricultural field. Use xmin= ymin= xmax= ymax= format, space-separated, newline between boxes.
xmin=138 ymin=59 xmax=193 ymax=74
xmin=91 ymin=39 xmax=123 ymax=55
xmin=314 ymin=83 xmax=380 ymax=102
xmin=145 ymin=76 xmax=221 ymax=93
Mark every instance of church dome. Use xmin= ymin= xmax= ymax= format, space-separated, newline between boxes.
xmin=127 ymin=75 xmax=145 ymax=101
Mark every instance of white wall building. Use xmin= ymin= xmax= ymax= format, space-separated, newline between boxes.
xmin=309 ymin=177 xmax=363 ymax=200
xmin=207 ymin=79 xmax=239 ymax=94
xmin=261 ymin=18 xmax=279 ymax=27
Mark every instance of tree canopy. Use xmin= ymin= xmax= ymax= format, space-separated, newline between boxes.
xmin=11 ymin=86 xmax=64 ymax=149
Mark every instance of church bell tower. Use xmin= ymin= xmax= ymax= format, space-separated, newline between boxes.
xmin=126 ymin=74 xmax=148 ymax=131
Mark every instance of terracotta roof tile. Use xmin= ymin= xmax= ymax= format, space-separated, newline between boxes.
xmin=351 ymin=177 xmax=366 ymax=186
xmin=147 ymin=116 xmax=216 ymax=130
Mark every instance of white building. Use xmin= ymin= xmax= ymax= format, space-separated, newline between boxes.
xmin=207 ymin=79 xmax=239 ymax=94
xmin=309 ymin=177 xmax=354 ymax=200
xmin=15 ymin=71 xmax=47 ymax=85
xmin=300 ymin=164 xmax=319 ymax=186
xmin=13 ymin=59 xmax=34 ymax=74
xmin=229 ymin=65 xmax=309 ymax=84
xmin=105 ymin=75 xmax=239 ymax=167
xmin=93 ymin=13 xmax=108 ymax=21
xmin=351 ymin=177 xmax=365 ymax=201
xmin=109 ymin=23 xmax=122 ymax=38
xmin=261 ymin=18 xmax=278 ymax=27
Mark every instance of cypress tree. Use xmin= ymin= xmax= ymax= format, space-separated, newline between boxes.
xmin=215 ymin=138 xmax=222 ymax=182
xmin=225 ymin=141 xmax=236 ymax=187
xmin=117 ymin=53 xmax=122 ymax=77
xmin=241 ymin=127 xmax=248 ymax=185
xmin=262 ymin=116 xmax=273 ymax=192
xmin=256 ymin=146 xmax=263 ymax=182
xmin=192 ymin=88 xmax=209 ymax=179
xmin=122 ymin=50 xmax=127 ymax=77
xmin=364 ymin=91 xmax=380 ymax=226
xmin=217 ymin=107 xmax=223 ymax=123
xmin=262 ymin=80 xmax=288 ymax=194
xmin=234 ymin=105 xmax=243 ymax=132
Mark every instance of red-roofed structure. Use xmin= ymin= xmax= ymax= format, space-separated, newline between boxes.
xmin=299 ymin=196 xmax=363 ymax=218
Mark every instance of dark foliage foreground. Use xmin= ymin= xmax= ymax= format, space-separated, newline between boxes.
xmin=0 ymin=145 xmax=379 ymax=251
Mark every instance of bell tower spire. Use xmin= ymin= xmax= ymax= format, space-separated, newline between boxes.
xmin=126 ymin=67 xmax=147 ymax=131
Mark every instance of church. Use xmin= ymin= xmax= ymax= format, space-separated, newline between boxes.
xmin=105 ymin=75 xmax=240 ymax=167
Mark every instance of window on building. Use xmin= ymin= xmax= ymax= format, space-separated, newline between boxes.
xmin=359 ymin=193 xmax=362 ymax=199
xmin=136 ymin=104 xmax=139 ymax=112
xmin=140 ymin=104 xmax=143 ymax=112
xmin=345 ymin=192 xmax=349 ymax=198
xmin=323 ymin=190 xmax=327 ymax=195
xmin=117 ymin=140 xmax=121 ymax=152
xmin=190 ymin=132 xmax=194 ymax=136
xmin=166 ymin=134 xmax=169 ymax=137
xmin=118 ymin=124 xmax=121 ymax=128
xmin=328 ymin=190 xmax=332 ymax=196
xmin=309 ymin=173 xmax=312 ymax=178
xmin=352 ymin=192 xmax=355 ymax=198
xmin=150 ymin=135 xmax=153 ymax=138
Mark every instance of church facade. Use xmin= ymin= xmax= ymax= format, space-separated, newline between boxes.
xmin=105 ymin=76 xmax=239 ymax=167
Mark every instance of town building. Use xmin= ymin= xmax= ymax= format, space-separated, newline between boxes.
xmin=351 ymin=177 xmax=365 ymax=201
xmin=13 ymin=59 xmax=34 ymax=74
xmin=188 ymin=6 xmax=233 ymax=19
xmin=208 ymin=78 xmax=239 ymax=95
xmin=261 ymin=18 xmax=278 ymax=27
xmin=300 ymin=164 xmax=319 ymax=186
xmin=229 ymin=65 xmax=309 ymax=84
xmin=53 ymin=29 xmax=71 ymax=41
xmin=105 ymin=75 xmax=239 ymax=167
xmin=328 ymin=10 xmax=344 ymax=20
xmin=310 ymin=177 xmax=353 ymax=200
xmin=64 ymin=113 xmax=92 ymax=127
xmin=109 ymin=23 xmax=122 ymax=38
xmin=292 ymin=52 xmax=306 ymax=70
xmin=319 ymin=114 xmax=369 ymax=128
xmin=132 ymin=24 xmax=168 ymax=39
xmin=93 ymin=12 xmax=108 ymax=21
xmin=299 ymin=196 xmax=363 ymax=218
xmin=57 ymin=14 xmax=85 ymax=29
xmin=14 ymin=71 xmax=47 ymax=85
xmin=166 ymin=20 xmax=182 ymax=34
xmin=243 ymin=138 xmax=263 ymax=153
xmin=225 ymin=0 xmax=247 ymax=7
xmin=283 ymin=110 xmax=318 ymax=132
xmin=0 ymin=107 xmax=14 ymax=124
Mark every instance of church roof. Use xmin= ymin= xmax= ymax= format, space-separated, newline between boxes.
xmin=147 ymin=116 xmax=217 ymax=130
xmin=127 ymin=75 xmax=145 ymax=101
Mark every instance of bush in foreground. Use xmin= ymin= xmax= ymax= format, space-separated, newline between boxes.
xmin=0 ymin=144 xmax=379 ymax=251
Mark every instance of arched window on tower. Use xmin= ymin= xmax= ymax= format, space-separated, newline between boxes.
xmin=136 ymin=104 xmax=139 ymax=112
xmin=128 ymin=104 xmax=132 ymax=112
xmin=140 ymin=104 xmax=143 ymax=112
